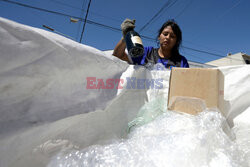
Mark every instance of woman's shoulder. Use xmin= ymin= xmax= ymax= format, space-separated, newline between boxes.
xmin=179 ymin=54 xmax=188 ymax=60
xmin=179 ymin=54 xmax=189 ymax=68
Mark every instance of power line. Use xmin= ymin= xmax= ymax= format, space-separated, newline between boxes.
xmin=0 ymin=0 xmax=120 ymax=31
xmin=1 ymin=0 xmax=78 ymax=19
xmin=139 ymin=0 xmax=178 ymax=33
xmin=183 ymin=39 xmax=225 ymax=55
xmin=182 ymin=46 xmax=243 ymax=62
xmin=76 ymin=0 xmax=86 ymax=40
xmin=50 ymin=0 xmax=122 ymax=23
xmin=80 ymin=0 xmax=92 ymax=43
xmin=218 ymin=0 xmax=242 ymax=20
xmin=182 ymin=46 xmax=226 ymax=59
xmin=182 ymin=53 xmax=209 ymax=63
xmin=42 ymin=25 xmax=75 ymax=40
xmin=139 ymin=35 xmax=243 ymax=62
xmin=174 ymin=0 xmax=192 ymax=19
xmin=1 ymin=0 xmax=242 ymax=62
xmin=50 ymin=0 xmax=85 ymax=11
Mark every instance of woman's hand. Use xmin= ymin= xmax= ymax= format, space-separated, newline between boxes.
xmin=121 ymin=18 xmax=136 ymax=38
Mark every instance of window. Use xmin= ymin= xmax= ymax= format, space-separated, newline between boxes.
xmin=245 ymin=59 xmax=250 ymax=64
xmin=243 ymin=55 xmax=250 ymax=64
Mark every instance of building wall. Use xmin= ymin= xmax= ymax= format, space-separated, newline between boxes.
xmin=206 ymin=52 xmax=249 ymax=67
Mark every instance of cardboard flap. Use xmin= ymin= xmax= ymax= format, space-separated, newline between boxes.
xmin=168 ymin=68 xmax=225 ymax=115
xmin=168 ymin=96 xmax=206 ymax=115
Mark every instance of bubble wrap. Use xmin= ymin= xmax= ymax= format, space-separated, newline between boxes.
xmin=48 ymin=109 xmax=248 ymax=167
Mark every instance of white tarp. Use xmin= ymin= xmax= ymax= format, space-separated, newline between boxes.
xmin=0 ymin=17 xmax=250 ymax=167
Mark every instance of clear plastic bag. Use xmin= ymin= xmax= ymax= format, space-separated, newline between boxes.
xmin=127 ymin=97 xmax=167 ymax=133
xmin=48 ymin=100 xmax=248 ymax=167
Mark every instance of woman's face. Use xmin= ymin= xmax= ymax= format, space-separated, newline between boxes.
xmin=158 ymin=26 xmax=177 ymax=51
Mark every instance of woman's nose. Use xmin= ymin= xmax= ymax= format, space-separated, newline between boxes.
xmin=165 ymin=34 xmax=170 ymax=39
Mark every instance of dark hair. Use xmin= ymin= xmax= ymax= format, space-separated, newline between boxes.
xmin=157 ymin=19 xmax=182 ymax=56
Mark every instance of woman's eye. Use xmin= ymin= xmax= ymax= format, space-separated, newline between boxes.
xmin=162 ymin=32 xmax=176 ymax=38
xmin=170 ymin=34 xmax=176 ymax=38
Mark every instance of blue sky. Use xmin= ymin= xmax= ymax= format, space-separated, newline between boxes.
xmin=0 ymin=0 xmax=249 ymax=63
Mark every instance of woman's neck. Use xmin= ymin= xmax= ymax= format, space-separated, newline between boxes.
xmin=158 ymin=47 xmax=172 ymax=59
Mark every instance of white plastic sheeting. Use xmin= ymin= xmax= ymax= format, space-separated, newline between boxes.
xmin=0 ymin=17 xmax=250 ymax=167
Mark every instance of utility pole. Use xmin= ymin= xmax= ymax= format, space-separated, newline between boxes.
xmin=79 ymin=0 xmax=92 ymax=43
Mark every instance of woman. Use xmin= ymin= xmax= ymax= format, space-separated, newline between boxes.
xmin=113 ymin=19 xmax=189 ymax=69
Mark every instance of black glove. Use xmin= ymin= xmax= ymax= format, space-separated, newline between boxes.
xmin=121 ymin=18 xmax=136 ymax=38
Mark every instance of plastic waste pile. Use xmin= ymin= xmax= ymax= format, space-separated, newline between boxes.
xmin=48 ymin=99 xmax=249 ymax=167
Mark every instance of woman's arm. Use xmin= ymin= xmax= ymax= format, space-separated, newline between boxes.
xmin=112 ymin=39 xmax=130 ymax=63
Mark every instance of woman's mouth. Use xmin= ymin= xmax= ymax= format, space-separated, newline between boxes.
xmin=163 ymin=41 xmax=169 ymax=45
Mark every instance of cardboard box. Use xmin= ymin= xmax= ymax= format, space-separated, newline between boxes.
xmin=167 ymin=68 xmax=224 ymax=115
